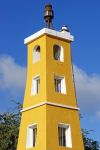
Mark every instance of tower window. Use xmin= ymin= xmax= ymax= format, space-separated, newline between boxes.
xmin=31 ymin=76 xmax=40 ymax=95
xmin=53 ymin=45 xmax=64 ymax=62
xmin=58 ymin=124 xmax=72 ymax=148
xmin=26 ymin=124 xmax=37 ymax=148
xmin=54 ymin=76 xmax=66 ymax=94
xmin=33 ymin=45 xmax=40 ymax=63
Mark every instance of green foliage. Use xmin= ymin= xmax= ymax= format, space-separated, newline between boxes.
xmin=0 ymin=102 xmax=22 ymax=150
xmin=82 ymin=129 xmax=100 ymax=150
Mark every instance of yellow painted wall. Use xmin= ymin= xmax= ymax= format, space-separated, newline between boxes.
xmin=46 ymin=105 xmax=84 ymax=150
xmin=23 ymin=35 xmax=47 ymax=109
xmin=17 ymin=104 xmax=84 ymax=150
xmin=23 ymin=34 xmax=77 ymax=108
xmin=17 ymin=33 xmax=84 ymax=150
xmin=46 ymin=35 xmax=77 ymax=107
xmin=17 ymin=105 xmax=47 ymax=150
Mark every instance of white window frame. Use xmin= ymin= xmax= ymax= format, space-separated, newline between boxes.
xmin=58 ymin=123 xmax=72 ymax=148
xmin=54 ymin=75 xmax=66 ymax=94
xmin=33 ymin=45 xmax=40 ymax=63
xmin=26 ymin=124 xmax=37 ymax=148
xmin=31 ymin=76 xmax=40 ymax=95
xmin=53 ymin=44 xmax=64 ymax=62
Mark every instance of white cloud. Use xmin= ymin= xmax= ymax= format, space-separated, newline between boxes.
xmin=0 ymin=55 xmax=100 ymax=117
xmin=73 ymin=65 xmax=100 ymax=116
xmin=96 ymin=111 xmax=100 ymax=118
xmin=0 ymin=55 xmax=26 ymax=93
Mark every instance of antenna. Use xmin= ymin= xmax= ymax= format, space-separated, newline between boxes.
xmin=44 ymin=4 xmax=54 ymax=29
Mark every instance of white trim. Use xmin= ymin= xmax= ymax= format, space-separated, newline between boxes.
xmin=60 ymin=46 xmax=64 ymax=62
xmin=31 ymin=75 xmax=40 ymax=96
xmin=21 ymin=102 xmax=80 ymax=112
xmin=58 ymin=123 xmax=70 ymax=128
xmin=47 ymin=102 xmax=79 ymax=110
xmin=54 ymin=75 xmax=66 ymax=94
xmin=58 ymin=123 xmax=72 ymax=148
xmin=21 ymin=102 xmax=45 ymax=112
xmin=26 ymin=123 xmax=37 ymax=148
xmin=24 ymin=28 xmax=74 ymax=44
xmin=33 ymin=45 xmax=40 ymax=63
xmin=28 ymin=123 xmax=37 ymax=128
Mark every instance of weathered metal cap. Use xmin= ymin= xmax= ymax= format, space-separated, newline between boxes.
xmin=44 ymin=4 xmax=54 ymax=28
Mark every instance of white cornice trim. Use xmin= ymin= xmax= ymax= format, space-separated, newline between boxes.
xmin=46 ymin=102 xmax=80 ymax=110
xmin=21 ymin=102 xmax=46 ymax=112
xmin=24 ymin=28 xmax=74 ymax=44
xmin=21 ymin=102 xmax=80 ymax=112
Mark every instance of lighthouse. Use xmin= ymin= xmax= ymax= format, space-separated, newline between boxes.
xmin=17 ymin=4 xmax=84 ymax=150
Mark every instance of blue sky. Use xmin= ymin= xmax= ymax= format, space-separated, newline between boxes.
xmin=0 ymin=0 xmax=100 ymax=142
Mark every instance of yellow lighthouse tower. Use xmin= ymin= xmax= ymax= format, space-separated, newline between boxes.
xmin=17 ymin=4 xmax=84 ymax=150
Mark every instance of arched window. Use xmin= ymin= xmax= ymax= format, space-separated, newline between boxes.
xmin=53 ymin=45 xmax=64 ymax=62
xmin=33 ymin=45 xmax=40 ymax=63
